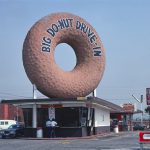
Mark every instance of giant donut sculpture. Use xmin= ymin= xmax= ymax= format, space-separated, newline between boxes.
xmin=23 ymin=12 xmax=105 ymax=98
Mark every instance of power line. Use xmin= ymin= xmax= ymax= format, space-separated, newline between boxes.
xmin=0 ymin=92 xmax=32 ymax=99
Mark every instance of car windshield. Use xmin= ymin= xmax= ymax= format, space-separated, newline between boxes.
xmin=8 ymin=124 xmax=21 ymax=129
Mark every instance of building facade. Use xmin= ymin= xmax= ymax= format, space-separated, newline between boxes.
xmin=1 ymin=97 xmax=124 ymax=137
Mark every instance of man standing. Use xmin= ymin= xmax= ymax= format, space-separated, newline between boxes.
xmin=51 ymin=118 xmax=57 ymax=138
xmin=46 ymin=118 xmax=57 ymax=138
xmin=46 ymin=118 xmax=52 ymax=138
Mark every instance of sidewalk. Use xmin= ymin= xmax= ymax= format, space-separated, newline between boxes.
xmin=20 ymin=131 xmax=129 ymax=140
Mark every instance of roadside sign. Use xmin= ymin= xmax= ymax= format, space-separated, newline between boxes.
xmin=146 ymin=88 xmax=150 ymax=105
xmin=139 ymin=132 xmax=150 ymax=142
xmin=139 ymin=132 xmax=150 ymax=150
xmin=143 ymin=134 xmax=150 ymax=140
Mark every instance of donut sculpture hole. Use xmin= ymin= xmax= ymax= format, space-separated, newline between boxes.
xmin=54 ymin=43 xmax=77 ymax=71
xmin=23 ymin=12 xmax=105 ymax=98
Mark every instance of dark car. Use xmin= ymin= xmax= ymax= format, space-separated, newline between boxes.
xmin=0 ymin=124 xmax=24 ymax=138
xmin=133 ymin=124 xmax=146 ymax=131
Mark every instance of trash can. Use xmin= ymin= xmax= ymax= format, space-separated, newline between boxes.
xmin=114 ymin=125 xmax=119 ymax=133
xmin=37 ymin=127 xmax=43 ymax=138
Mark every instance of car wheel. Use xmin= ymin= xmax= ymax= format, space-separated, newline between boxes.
xmin=2 ymin=135 xmax=6 ymax=139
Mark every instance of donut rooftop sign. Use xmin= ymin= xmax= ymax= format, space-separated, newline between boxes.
xmin=42 ymin=18 xmax=101 ymax=57
xmin=23 ymin=12 xmax=105 ymax=98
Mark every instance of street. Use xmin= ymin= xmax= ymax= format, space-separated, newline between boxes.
xmin=0 ymin=131 xmax=150 ymax=150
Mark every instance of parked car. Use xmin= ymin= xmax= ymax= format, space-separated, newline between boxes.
xmin=133 ymin=124 xmax=146 ymax=131
xmin=0 ymin=120 xmax=17 ymax=130
xmin=0 ymin=124 xmax=24 ymax=138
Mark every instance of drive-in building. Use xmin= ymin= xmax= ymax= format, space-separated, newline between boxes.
xmin=1 ymin=96 xmax=123 ymax=137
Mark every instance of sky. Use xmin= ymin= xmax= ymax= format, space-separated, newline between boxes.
xmin=0 ymin=0 xmax=150 ymax=112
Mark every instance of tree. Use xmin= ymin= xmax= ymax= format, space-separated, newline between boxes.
xmin=145 ymin=106 xmax=150 ymax=128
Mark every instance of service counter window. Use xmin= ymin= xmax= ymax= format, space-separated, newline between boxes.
xmin=55 ymin=107 xmax=80 ymax=127
xmin=55 ymin=107 xmax=89 ymax=127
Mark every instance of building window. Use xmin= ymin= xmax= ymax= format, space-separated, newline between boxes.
xmin=55 ymin=107 xmax=80 ymax=127
xmin=23 ymin=108 xmax=32 ymax=127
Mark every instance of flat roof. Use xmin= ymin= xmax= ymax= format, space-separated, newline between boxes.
xmin=88 ymin=97 xmax=124 ymax=113
xmin=1 ymin=96 xmax=124 ymax=113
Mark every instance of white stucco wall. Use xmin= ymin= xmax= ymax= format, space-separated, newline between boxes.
xmin=94 ymin=106 xmax=110 ymax=127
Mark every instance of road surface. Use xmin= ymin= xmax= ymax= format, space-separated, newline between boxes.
xmin=0 ymin=131 xmax=150 ymax=150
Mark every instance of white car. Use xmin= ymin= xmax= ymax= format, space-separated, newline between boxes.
xmin=0 ymin=120 xmax=17 ymax=130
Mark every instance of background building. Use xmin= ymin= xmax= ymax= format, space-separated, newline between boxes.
xmin=0 ymin=104 xmax=24 ymax=123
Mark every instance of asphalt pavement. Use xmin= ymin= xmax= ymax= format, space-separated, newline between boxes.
xmin=0 ymin=131 xmax=150 ymax=150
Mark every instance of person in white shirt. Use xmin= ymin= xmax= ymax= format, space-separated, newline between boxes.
xmin=46 ymin=118 xmax=57 ymax=138
xmin=51 ymin=118 xmax=57 ymax=137
xmin=51 ymin=118 xmax=57 ymax=127
xmin=46 ymin=119 xmax=52 ymax=127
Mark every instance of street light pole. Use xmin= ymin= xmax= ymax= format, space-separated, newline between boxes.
xmin=132 ymin=94 xmax=143 ymax=125
xmin=140 ymin=95 xmax=143 ymax=125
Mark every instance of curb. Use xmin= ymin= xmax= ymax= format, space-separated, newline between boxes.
xmin=19 ymin=132 xmax=126 ymax=140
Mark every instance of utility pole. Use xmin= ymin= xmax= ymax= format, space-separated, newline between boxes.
xmin=33 ymin=84 xmax=37 ymax=99
xmin=132 ymin=94 xmax=143 ymax=125
xmin=32 ymin=84 xmax=37 ymax=128
xmin=92 ymin=89 xmax=97 ymax=97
